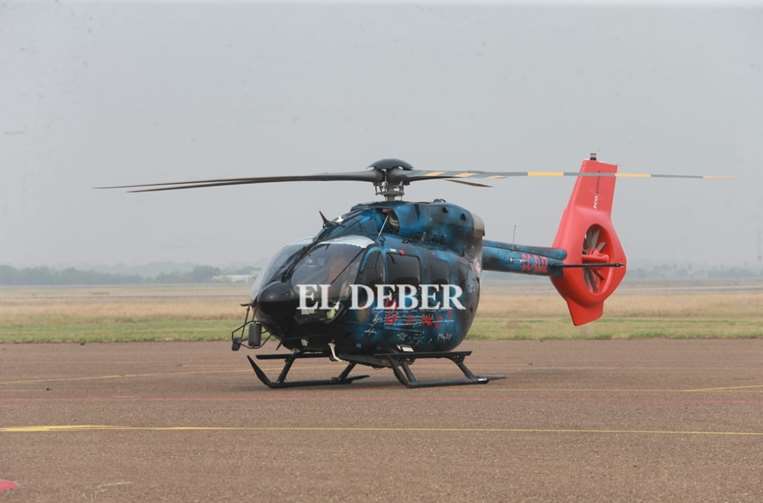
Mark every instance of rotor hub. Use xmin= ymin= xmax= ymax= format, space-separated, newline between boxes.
xmin=369 ymin=159 xmax=413 ymax=200
xmin=369 ymin=158 xmax=414 ymax=172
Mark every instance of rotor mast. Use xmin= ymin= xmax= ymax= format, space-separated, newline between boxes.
xmin=373 ymin=179 xmax=406 ymax=200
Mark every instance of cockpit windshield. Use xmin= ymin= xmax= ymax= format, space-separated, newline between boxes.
xmin=250 ymin=241 xmax=309 ymax=300
xmin=291 ymin=237 xmax=373 ymax=304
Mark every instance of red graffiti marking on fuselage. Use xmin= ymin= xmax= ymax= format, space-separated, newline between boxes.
xmin=520 ymin=254 xmax=549 ymax=274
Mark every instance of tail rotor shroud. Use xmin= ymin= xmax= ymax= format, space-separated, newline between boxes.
xmin=550 ymin=160 xmax=627 ymax=326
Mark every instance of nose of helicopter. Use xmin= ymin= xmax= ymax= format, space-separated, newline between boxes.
xmin=257 ymin=281 xmax=298 ymax=319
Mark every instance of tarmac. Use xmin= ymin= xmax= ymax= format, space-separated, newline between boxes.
xmin=2 ymin=339 xmax=763 ymax=502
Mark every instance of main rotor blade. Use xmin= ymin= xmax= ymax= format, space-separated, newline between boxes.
xmin=96 ymin=163 xmax=733 ymax=194
xmin=445 ymin=179 xmax=493 ymax=188
xmin=406 ymin=169 xmax=733 ymax=182
xmin=95 ymin=171 xmax=382 ymax=192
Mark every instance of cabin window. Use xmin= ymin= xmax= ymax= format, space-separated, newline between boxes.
xmin=430 ymin=259 xmax=449 ymax=285
xmin=387 ymin=253 xmax=421 ymax=286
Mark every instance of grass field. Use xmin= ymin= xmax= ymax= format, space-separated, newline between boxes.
xmin=0 ymin=280 xmax=762 ymax=343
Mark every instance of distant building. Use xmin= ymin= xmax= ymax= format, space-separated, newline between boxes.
xmin=211 ymin=274 xmax=255 ymax=283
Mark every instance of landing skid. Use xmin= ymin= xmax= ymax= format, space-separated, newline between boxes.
xmin=246 ymin=350 xmax=501 ymax=389
xmin=246 ymin=352 xmax=369 ymax=389
xmin=377 ymin=351 xmax=497 ymax=388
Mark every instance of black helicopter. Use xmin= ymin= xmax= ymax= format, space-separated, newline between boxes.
xmin=99 ymin=155 xmax=724 ymax=388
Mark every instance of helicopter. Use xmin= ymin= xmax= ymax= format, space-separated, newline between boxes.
xmin=99 ymin=154 xmax=726 ymax=388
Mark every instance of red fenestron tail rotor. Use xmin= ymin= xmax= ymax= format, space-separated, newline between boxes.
xmin=581 ymin=225 xmax=611 ymax=293
xmin=551 ymin=159 xmax=627 ymax=326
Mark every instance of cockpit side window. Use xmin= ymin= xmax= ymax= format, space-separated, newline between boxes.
xmin=357 ymin=250 xmax=384 ymax=287
xmin=292 ymin=244 xmax=362 ymax=286
xmin=290 ymin=242 xmax=366 ymax=302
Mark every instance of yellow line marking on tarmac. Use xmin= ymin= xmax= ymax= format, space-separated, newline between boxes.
xmin=96 ymin=481 xmax=133 ymax=490
xmin=5 ymin=368 xmax=763 ymax=394
xmin=0 ymin=365 xmax=326 ymax=385
xmin=419 ymin=365 xmax=763 ymax=378
xmin=0 ymin=369 xmax=249 ymax=385
xmin=441 ymin=386 xmax=763 ymax=394
xmin=683 ymin=383 xmax=763 ymax=392
xmin=441 ymin=387 xmax=689 ymax=393
xmin=2 ymin=424 xmax=762 ymax=437
xmin=4 ymin=363 xmax=762 ymax=394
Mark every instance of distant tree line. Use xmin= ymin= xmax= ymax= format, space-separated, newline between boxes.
xmin=0 ymin=266 xmax=143 ymax=285
xmin=480 ymin=265 xmax=763 ymax=285
xmin=1 ymin=263 xmax=761 ymax=286
xmin=154 ymin=266 xmax=223 ymax=284
xmin=0 ymin=265 xmax=229 ymax=285
xmin=629 ymin=264 xmax=763 ymax=280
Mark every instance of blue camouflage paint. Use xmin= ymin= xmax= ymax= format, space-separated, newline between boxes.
xmin=253 ymin=200 xmax=562 ymax=354
xmin=481 ymin=241 xmax=566 ymax=277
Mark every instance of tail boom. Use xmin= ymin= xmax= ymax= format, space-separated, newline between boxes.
xmin=481 ymin=241 xmax=566 ymax=277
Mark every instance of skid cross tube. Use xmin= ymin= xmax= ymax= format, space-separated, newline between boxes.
xmin=246 ymin=352 xmax=369 ymax=389
xmin=376 ymin=351 xmax=497 ymax=388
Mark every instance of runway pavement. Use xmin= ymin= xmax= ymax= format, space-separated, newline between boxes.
xmin=2 ymin=339 xmax=763 ymax=502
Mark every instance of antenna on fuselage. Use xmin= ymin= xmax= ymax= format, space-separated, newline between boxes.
xmin=319 ymin=210 xmax=331 ymax=228
xmin=377 ymin=215 xmax=390 ymax=242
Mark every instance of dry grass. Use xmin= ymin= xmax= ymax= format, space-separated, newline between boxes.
xmin=0 ymin=285 xmax=247 ymax=343
xmin=472 ymin=281 xmax=763 ymax=340
xmin=478 ymin=284 xmax=763 ymax=318
xmin=0 ymin=286 xmax=245 ymax=322
xmin=1 ymin=281 xmax=761 ymax=343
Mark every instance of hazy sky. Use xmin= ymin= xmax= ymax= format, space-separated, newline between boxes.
xmin=2 ymin=1 xmax=761 ymax=268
